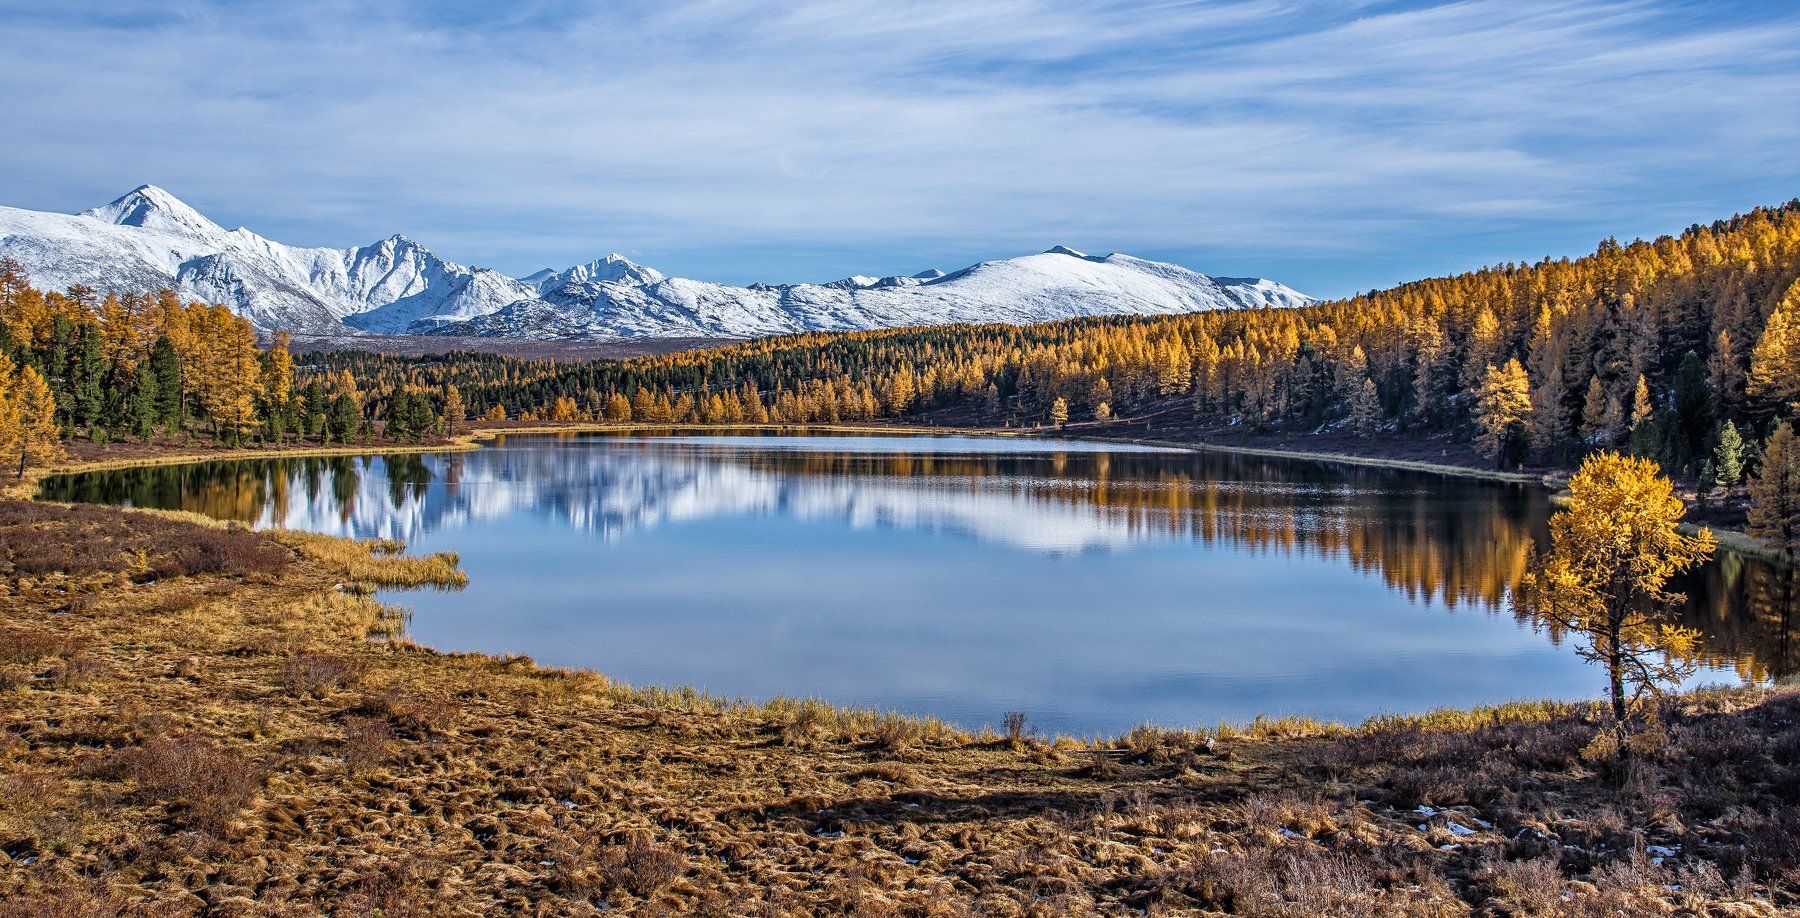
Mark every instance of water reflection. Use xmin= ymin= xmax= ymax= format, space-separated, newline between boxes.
xmin=42 ymin=432 xmax=1795 ymax=731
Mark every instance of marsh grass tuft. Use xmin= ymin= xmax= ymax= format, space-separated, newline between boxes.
xmin=274 ymin=529 xmax=467 ymax=589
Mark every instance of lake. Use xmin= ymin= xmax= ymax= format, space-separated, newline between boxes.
xmin=42 ymin=431 xmax=1796 ymax=736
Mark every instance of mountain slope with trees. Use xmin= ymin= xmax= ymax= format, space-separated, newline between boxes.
xmin=311 ymin=200 xmax=1800 ymax=490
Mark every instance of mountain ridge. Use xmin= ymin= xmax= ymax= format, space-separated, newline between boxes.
xmin=0 ymin=185 xmax=1314 ymax=340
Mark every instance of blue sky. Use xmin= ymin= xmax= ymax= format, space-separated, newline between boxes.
xmin=1 ymin=0 xmax=1796 ymax=298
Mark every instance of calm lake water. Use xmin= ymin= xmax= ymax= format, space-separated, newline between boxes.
xmin=43 ymin=431 xmax=1796 ymax=736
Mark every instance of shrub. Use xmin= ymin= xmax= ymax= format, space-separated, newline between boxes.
xmin=0 ymin=500 xmax=288 ymax=580
xmin=0 ymin=626 xmax=83 ymax=665
xmin=340 ymin=715 xmax=394 ymax=773
xmin=148 ymin=526 xmax=290 ymax=579
xmin=351 ymin=690 xmax=458 ymax=739
xmin=44 ymin=652 xmax=110 ymax=688
xmin=114 ymin=735 xmax=262 ymax=835
xmin=1481 ymin=855 xmax=1566 ymax=913
xmin=280 ymin=652 xmax=368 ymax=697
xmin=1004 ymin=711 xmax=1029 ymax=748
xmin=623 ymin=839 xmax=685 ymax=897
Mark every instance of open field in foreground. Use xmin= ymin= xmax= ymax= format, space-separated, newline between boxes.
xmin=2 ymin=476 xmax=1798 ymax=914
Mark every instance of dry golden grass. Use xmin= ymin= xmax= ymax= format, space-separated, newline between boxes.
xmin=2 ymin=497 xmax=1797 ymax=915
xmin=272 ymin=529 xmax=468 ymax=589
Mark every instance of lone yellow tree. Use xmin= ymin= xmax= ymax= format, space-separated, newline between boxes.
xmin=1048 ymin=396 xmax=1069 ymax=427
xmin=1519 ymin=453 xmax=1714 ymax=764
xmin=1474 ymin=359 xmax=1532 ymax=468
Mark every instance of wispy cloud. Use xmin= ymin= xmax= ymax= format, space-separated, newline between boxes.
xmin=1 ymin=0 xmax=1795 ymax=294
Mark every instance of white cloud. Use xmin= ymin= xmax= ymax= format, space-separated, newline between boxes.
xmin=0 ymin=0 xmax=1794 ymax=293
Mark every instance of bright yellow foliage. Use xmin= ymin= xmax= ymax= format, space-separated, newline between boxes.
xmin=0 ymin=359 xmax=64 ymax=476
xmin=1748 ymin=280 xmax=1800 ymax=413
xmin=1748 ymin=424 xmax=1800 ymax=557
xmin=1473 ymin=359 xmax=1531 ymax=464
xmin=1520 ymin=453 xmax=1714 ymax=742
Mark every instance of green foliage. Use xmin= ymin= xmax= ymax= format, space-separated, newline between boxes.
xmin=1712 ymin=422 xmax=1746 ymax=489
xmin=327 ymin=393 xmax=361 ymax=443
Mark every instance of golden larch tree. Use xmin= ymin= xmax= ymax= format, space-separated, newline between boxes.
xmin=1474 ymin=359 xmax=1532 ymax=467
xmin=194 ymin=307 xmax=263 ymax=443
xmin=1519 ymin=452 xmax=1714 ymax=764
xmin=1630 ymin=375 xmax=1654 ymax=429
xmin=260 ymin=331 xmax=294 ymax=407
xmin=442 ymin=384 xmax=465 ymax=436
xmin=1748 ymin=280 xmax=1800 ymax=415
xmin=1350 ymin=377 xmax=1381 ymax=440
xmin=1748 ymin=423 xmax=1800 ymax=559
xmin=604 ymin=392 xmax=632 ymax=422
xmin=3 ymin=361 xmax=64 ymax=477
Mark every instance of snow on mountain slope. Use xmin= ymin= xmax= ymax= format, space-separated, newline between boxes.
xmin=522 ymin=254 xmax=666 ymax=292
xmin=1 ymin=185 xmax=537 ymax=334
xmin=443 ymin=245 xmax=1313 ymax=339
xmin=0 ymin=186 xmax=1314 ymax=340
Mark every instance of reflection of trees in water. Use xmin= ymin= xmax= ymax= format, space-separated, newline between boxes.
xmin=1674 ymin=557 xmax=1799 ymax=683
xmin=710 ymin=448 xmax=1548 ymax=614
xmin=385 ymin=454 xmax=432 ymax=510
xmin=43 ymin=444 xmax=1794 ymax=680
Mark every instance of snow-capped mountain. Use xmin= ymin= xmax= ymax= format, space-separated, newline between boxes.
xmin=0 ymin=185 xmax=1313 ymax=340
xmin=0 ymin=185 xmax=536 ymax=334
xmin=447 ymin=244 xmax=1311 ymax=339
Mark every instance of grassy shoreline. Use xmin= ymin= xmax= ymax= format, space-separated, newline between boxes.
xmin=3 ymin=430 xmax=1798 ymax=911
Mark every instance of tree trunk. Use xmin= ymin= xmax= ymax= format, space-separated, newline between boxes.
xmin=1607 ymin=617 xmax=1631 ymax=773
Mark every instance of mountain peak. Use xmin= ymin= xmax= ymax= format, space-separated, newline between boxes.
xmin=82 ymin=184 xmax=224 ymax=238
xmin=529 ymin=252 xmax=665 ymax=293
xmin=1 ymin=189 xmax=1314 ymax=339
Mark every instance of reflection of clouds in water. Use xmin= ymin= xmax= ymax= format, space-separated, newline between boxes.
xmin=45 ymin=435 xmax=1794 ymax=699
xmin=114 ymin=436 xmax=1555 ymax=616
xmin=261 ymin=462 xmax=430 ymax=542
xmin=267 ymin=444 xmax=1230 ymax=554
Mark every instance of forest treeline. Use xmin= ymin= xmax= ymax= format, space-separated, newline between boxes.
xmin=312 ymin=202 xmax=1799 ymax=480
xmin=0 ymin=258 xmax=453 ymax=466
xmin=3 ymin=203 xmax=1798 ymax=553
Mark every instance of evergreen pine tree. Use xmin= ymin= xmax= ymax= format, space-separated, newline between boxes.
xmin=1712 ymin=422 xmax=1746 ymax=490
xmin=1670 ymin=351 xmax=1712 ymax=472
xmin=126 ymin=362 xmax=160 ymax=442
xmin=149 ymin=335 xmax=183 ymax=431
xmin=328 ymin=393 xmax=361 ymax=443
